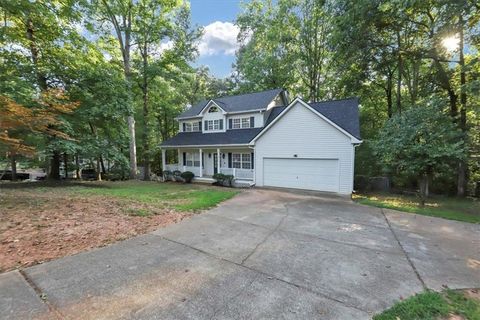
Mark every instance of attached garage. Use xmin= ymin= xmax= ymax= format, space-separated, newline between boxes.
xmin=263 ymin=158 xmax=339 ymax=192
xmin=251 ymin=98 xmax=361 ymax=195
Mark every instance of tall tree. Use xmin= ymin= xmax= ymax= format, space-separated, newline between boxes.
xmin=94 ymin=0 xmax=138 ymax=179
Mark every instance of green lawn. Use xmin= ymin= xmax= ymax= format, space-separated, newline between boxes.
xmin=373 ymin=290 xmax=480 ymax=320
xmin=353 ymin=193 xmax=480 ymax=224
xmin=62 ymin=181 xmax=238 ymax=211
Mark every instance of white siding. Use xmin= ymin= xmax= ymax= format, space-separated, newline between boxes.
xmin=254 ymin=101 xmax=355 ymax=195
xmin=202 ymin=110 xmax=226 ymax=133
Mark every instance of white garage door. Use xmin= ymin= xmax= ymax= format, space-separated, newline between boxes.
xmin=263 ymin=158 xmax=339 ymax=192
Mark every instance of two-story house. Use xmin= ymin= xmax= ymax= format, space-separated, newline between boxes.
xmin=160 ymin=89 xmax=362 ymax=195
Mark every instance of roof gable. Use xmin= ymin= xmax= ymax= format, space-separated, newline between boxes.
xmin=251 ymin=97 xmax=361 ymax=144
xmin=178 ymin=88 xmax=285 ymax=119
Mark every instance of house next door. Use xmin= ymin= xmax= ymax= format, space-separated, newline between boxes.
xmin=213 ymin=153 xmax=218 ymax=174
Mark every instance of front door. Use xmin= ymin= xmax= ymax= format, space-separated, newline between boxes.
xmin=213 ymin=153 xmax=218 ymax=174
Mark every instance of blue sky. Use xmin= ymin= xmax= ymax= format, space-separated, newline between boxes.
xmin=189 ymin=0 xmax=245 ymax=78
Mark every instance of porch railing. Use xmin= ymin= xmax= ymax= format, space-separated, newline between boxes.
xmin=220 ymin=168 xmax=253 ymax=180
xmin=164 ymin=164 xmax=253 ymax=181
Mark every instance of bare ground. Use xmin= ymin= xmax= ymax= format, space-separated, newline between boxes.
xmin=0 ymin=187 xmax=192 ymax=273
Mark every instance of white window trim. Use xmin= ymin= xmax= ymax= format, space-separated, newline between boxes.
xmin=186 ymin=152 xmax=200 ymax=167
xmin=232 ymin=153 xmax=251 ymax=169
xmin=230 ymin=117 xmax=252 ymax=129
xmin=184 ymin=121 xmax=200 ymax=132
xmin=206 ymin=119 xmax=221 ymax=131
xmin=241 ymin=117 xmax=250 ymax=128
xmin=232 ymin=118 xmax=241 ymax=129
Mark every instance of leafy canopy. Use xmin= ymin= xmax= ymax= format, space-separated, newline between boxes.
xmin=373 ymin=99 xmax=465 ymax=177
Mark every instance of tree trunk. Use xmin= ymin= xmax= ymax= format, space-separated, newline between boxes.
xmin=11 ymin=153 xmax=17 ymax=181
xmin=75 ymin=153 xmax=81 ymax=180
xmin=48 ymin=151 xmax=61 ymax=180
xmin=63 ymin=153 xmax=68 ymax=179
xmin=385 ymin=81 xmax=393 ymax=118
xmin=396 ymin=31 xmax=402 ymax=114
xmin=142 ymin=42 xmax=151 ymax=181
xmin=418 ymin=174 xmax=427 ymax=207
xmin=0 ymin=160 xmax=10 ymax=180
xmin=457 ymin=15 xmax=467 ymax=197
xmin=96 ymin=158 xmax=102 ymax=181
xmin=26 ymin=18 xmax=47 ymax=91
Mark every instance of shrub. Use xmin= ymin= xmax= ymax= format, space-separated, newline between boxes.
xmin=213 ymin=173 xmax=234 ymax=187
xmin=181 ymin=171 xmax=195 ymax=183
xmin=172 ymin=170 xmax=183 ymax=182
xmin=162 ymin=170 xmax=173 ymax=181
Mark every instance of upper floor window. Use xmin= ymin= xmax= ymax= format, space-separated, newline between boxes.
xmin=231 ymin=117 xmax=253 ymax=129
xmin=205 ymin=119 xmax=223 ymax=131
xmin=183 ymin=122 xmax=199 ymax=132
xmin=208 ymin=106 xmax=219 ymax=113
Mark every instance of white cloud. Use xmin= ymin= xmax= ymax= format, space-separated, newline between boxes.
xmin=198 ymin=21 xmax=241 ymax=56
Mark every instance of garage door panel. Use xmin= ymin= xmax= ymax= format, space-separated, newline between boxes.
xmin=263 ymin=158 xmax=339 ymax=192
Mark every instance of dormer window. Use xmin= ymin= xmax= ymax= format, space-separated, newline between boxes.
xmin=183 ymin=121 xmax=200 ymax=132
xmin=208 ymin=106 xmax=219 ymax=113
xmin=230 ymin=117 xmax=254 ymax=129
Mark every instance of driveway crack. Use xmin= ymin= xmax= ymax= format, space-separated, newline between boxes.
xmin=159 ymin=236 xmax=369 ymax=314
xmin=240 ymin=204 xmax=291 ymax=265
xmin=19 ymin=269 xmax=65 ymax=319
xmin=380 ymin=209 xmax=427 ymax=290
xmin=208 ymin=273 xmax=260 ymax=320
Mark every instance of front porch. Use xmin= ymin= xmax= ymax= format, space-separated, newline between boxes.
xmin=161 ymin=147 xmax=255 ymax=182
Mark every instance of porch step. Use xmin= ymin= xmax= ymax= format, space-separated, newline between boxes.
xmin=193 ymin=177 xmax=215 ymax=184
xmin=233 ymin=180 xmax=255 ymax=188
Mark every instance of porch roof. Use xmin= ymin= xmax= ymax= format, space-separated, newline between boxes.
xmin=161 ymin=128 xmax=262 ymax=147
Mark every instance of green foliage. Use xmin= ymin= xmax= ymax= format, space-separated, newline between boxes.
xmin=373 ymin=290 xmax=480 ymax=320
xmin=354 ymin=193 xmax=480 ymax=224
xmin=70 ymin=181 xmax=238 ymax=211
xmin=180 ymin=171 xmax=194 ymax=183
xmin=373 ymin=291 xmax=450 ymax=320
xmin=213 ymin=173 xmax=234 ymax=187
xmin=373 ymin=100 xmax=465 ymax=180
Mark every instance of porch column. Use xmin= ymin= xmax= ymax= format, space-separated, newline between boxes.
xmin=199 ymin=148 xmax=203 ymax=177
xmin=161 ymin=149 xmax=166 ymax=171
xmin=217 ymin=148 xmax=221 ymax=174
xmin=177 ymin=149 xmax=181 ymax=171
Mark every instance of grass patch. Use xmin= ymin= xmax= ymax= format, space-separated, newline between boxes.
xmin=353 ymin=193 xmax=480 ymax=224
xmin=373 ymin=290 xmax=480 ymax=320
xmin=68 ymin=181 xmax=238 ymax=212
xmin=173 ymin=189 xmax=238 ymax=211
xmin=124 ymin=208 xmax=152 ymax=217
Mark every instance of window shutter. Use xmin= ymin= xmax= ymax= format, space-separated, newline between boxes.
xmin=250 ymin=117 xmax=254 ymax=128
xmin=251 ymin=152 xmax=254 ymax=169
xmin=182 ymin=123 xmax=186 ymax=132
xmin=182 ymin=152 xmax=186 ymax=166
xmin=229 ymin=119 xmax=233 ymax=129
xmin=198 ymin=121 xmax=202 ymax=132
xmin=228 ymin=153 xmax=232 ymax=168
xmin=204 ymin=121 xmax=208 ymax=131
xmin=219 ymin=119 xmax=223 ymax=130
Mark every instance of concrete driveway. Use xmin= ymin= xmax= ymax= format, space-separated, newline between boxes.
xmin=2 ymin=189 xmax=479 ymax=319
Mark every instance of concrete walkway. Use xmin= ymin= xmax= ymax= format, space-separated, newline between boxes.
xmin=1 ymin=189 xmax=479 ymax=319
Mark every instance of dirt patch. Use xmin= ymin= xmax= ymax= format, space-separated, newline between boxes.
xmin=0 ymin=188 xmax=192 ymax=273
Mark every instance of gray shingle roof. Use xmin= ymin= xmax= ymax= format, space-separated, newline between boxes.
xmin=178 ymin=88 xmax=284 ymax=118
xmin=161 ymin=96 xmax=361 ymax=147
xmin=161 ymin=128 xmax=263 ymax=146
xmin=308 ymin=97 xmax=361 ymax=139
